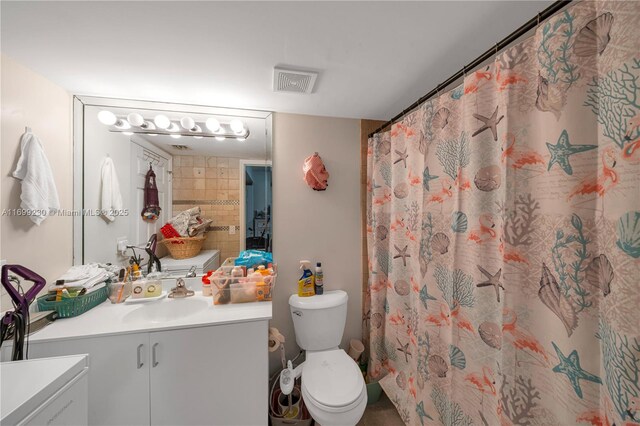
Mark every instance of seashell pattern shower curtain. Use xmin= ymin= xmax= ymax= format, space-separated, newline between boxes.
xmin=365 ymin=2 xmax=640 ymax=425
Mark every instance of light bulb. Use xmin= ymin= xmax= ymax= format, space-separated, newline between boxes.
xmin=230 ymin=119 xmax=244 ymax=134
xmin=127 ymin=113 xmax=145 ymax=127
xmin=154 ymin=114 xmax=171 ymax=129
xmin=180 ymin=117 xmax=196 ymax=131
xmin=115 ymin=120 xmax=131 ymax=130
xmin=215 ymin=136 xmax=225 ymax=141
xmin=206 ymin=118 xmax=221 ymax=133
xmin=167 ymin=123 xmax=179 ymax=132
xmin=170 ymin=134 xmax=181 ymax=139
xmin=98 ymin=110 xmax=118 ymax=126
xmin=146 ymin=122 xmax=156 ymax=131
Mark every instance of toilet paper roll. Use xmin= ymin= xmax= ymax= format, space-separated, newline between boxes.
xmin=268 ymin=338 xmax=281 ymax=352
xmin=268 ymin=327 xmax=285 ymax=352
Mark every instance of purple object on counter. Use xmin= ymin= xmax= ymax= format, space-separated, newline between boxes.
xmin=2 ymin=264 xmax=46 ymax=325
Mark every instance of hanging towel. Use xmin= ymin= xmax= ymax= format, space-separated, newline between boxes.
xmin=141 ymin=165 xmax=161 ymax=223
xmin=12 ymin=130 xmax=60 ymax=225
xmin=100 ymin=157 xmax=123 ymax=222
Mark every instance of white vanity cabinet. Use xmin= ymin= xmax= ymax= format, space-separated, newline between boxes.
xmin=26 ymin=332 xmax=150 ymax=426
xmin=17 ymin=320 xmax=268 ymax=426
xmin=149 ymin=321 xmax=268 ymax=426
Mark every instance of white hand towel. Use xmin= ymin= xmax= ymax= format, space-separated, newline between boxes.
xmin=12 ymin=130 xmax=60 ymax=225
xmin=100 ymin=157 xmax=123 ymax=222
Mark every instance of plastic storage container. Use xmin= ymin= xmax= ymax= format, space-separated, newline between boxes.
xmin=209 ymin=259 xmax=276 ymax=305
xmin=37 ymin=285 xmax=108 ymax=318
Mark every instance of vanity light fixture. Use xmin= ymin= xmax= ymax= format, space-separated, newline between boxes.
xmin=100 ymin=112 xmax=249 ymax=140
xmin=180 ymin=117 xmax=197 ymax=131
xmin=127 ymin=113 xmax=145 ymax=127
xmin=154 ymin=114 xmax=171 ymax=130
xmin=181 ymin=117 xmax=203 ymax=137
xmin=206 ymin=118 xmax=222 ymax=133
xmin=230 ymin=119 xmax=245 ymax=134
xmin=98 ymin=110 xmax=118 ymax=126
xmin=115 ymin=120 xmax=131 ymax=130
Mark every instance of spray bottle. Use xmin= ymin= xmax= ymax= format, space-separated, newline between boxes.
xmin=297 ymin=261 xmax=315 ymax=297
xmin=314 ymin=262 xmax=324 ymax=295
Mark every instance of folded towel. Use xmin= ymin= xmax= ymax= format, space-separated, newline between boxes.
xmin=100 ymin=157 xmax=123 ymax=222
xmin=56 ymin=264 xmax=114 ymax=289
xmin=12 ymin=130 xmax=60 ymax=225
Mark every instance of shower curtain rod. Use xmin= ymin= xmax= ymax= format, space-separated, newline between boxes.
xmin=368 ymin=0 xmax=572 ymax=138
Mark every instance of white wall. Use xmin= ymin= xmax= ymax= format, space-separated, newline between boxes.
xmin=271 ymin=113 xmax=361 ymax=372
xmin=1 ymin=54 xmax=73 ymax=310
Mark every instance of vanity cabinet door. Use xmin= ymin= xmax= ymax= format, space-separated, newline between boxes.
xmin=149 ymin=320 xmax=268 ymax=426
xmin=27 ymin=333 xmax=151 ymax=426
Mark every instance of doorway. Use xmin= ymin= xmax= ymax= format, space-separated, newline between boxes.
xmin=240 ymin=161 xmax=272 ymax=252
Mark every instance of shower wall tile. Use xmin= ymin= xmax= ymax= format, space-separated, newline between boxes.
xmin=172 ymin=154 xmax=243 ymax=260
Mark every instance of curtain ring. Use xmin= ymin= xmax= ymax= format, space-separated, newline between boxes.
xmin=463 ymin=65 xmax=467 ymax=78
xmin=436 ymin=84 xmax=440 ymax=97
xmin=537 ymin=12 xmax=541 ymax=26
xmin=495 ymin=43 xmax=499 ymax=57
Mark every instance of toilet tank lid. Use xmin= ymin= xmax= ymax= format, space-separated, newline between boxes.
xmin=289 ymin=290 xmax=348 ymax=310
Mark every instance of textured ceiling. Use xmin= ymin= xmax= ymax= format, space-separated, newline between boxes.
xmin=1 ymin=1 xmax=552 ymax=119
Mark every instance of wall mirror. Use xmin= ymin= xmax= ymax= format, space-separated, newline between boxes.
xmin=74 ymin=96 xmax=272 ymax=277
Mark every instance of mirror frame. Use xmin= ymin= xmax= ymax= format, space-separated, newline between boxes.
xmin=72 ymin=95 xmax=273 ymax=265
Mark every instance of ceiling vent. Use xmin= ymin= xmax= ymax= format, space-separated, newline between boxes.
xmin=273 ymin=66 xmax=318 ymax=94
xmin=171 ymin=145 xmax=190 ymax=150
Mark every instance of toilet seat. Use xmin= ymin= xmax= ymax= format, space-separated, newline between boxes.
xmin=301 ymin=349 xmax=365 ymax=411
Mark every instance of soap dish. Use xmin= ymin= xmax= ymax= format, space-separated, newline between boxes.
xmin=124 ymin=291 xmax=168 ymax=304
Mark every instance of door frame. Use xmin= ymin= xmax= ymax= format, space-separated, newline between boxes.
xmin=239 ymin=160 xmax=272 ymax=252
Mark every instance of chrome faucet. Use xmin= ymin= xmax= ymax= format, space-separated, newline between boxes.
xmin=185 ymin=265 xmax=197 ymax=278
xmin=168 ymin=278 xmax=195 ymax=298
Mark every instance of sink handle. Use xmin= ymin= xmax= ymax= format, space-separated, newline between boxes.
xmin=152 ymin=342 xmax=159 ymax=367
xmin=137 ymin=344 xmax=144 ymax=369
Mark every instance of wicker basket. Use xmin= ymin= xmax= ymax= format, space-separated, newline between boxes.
xmin=160 ymin=235 xmax=205 ymax=259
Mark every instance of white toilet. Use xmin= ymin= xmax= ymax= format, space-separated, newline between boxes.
xmin=289 ymin=290 xmax=367 ymax=426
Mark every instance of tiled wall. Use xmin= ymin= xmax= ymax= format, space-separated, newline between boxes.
xmin=171 ymin=155 xmax=241 ymax=261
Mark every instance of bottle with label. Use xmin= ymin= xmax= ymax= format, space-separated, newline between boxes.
xmin=314 ymin=262 xmax=324 ymax=295
xmin=298 ymin=261 xmax=315 ymax=297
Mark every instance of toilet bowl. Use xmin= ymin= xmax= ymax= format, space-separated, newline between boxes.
xmin=301 ymin=350 xmax=367 ymax=426
xmin=289 ymin=290 xmax=367 ymax=426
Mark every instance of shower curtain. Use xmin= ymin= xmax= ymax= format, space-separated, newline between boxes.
xmin=365 ymin=1 xmax=640 ymax=425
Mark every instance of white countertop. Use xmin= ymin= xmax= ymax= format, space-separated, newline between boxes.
xmin=1 ymin=355 xmax=88 ymax=425
xmin=28 ymin=292 xmax=272 ymax=344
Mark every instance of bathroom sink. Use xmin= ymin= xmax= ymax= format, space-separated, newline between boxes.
xmin=122 ymin=298 xmax=208 ymax=324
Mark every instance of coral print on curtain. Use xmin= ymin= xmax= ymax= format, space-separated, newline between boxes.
xmin=365 ymin=1 xmax=640 ymax=425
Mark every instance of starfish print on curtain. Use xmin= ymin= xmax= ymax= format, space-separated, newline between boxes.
xmin=365 ymin=2 xmax=640 ymax=425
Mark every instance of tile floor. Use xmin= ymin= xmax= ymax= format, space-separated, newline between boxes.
xmin=357 ymin=393 xmax=404 ymax=426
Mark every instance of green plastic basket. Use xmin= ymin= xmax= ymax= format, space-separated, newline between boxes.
xmin=37 ymin=285 xmax=108 ymax=318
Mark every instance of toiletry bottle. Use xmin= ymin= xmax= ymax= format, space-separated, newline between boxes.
xmin=314 ymin=262 xmax=324 ymax=295
xmin=298 ymin=261 xmax=315 ymax=297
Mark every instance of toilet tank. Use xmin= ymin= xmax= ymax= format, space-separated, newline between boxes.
xmin=289 ymin=290 xmax=348 ymax=351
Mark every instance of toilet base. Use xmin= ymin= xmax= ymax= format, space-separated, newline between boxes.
xmin=302 ymin=384 xmax=367 ymax=426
